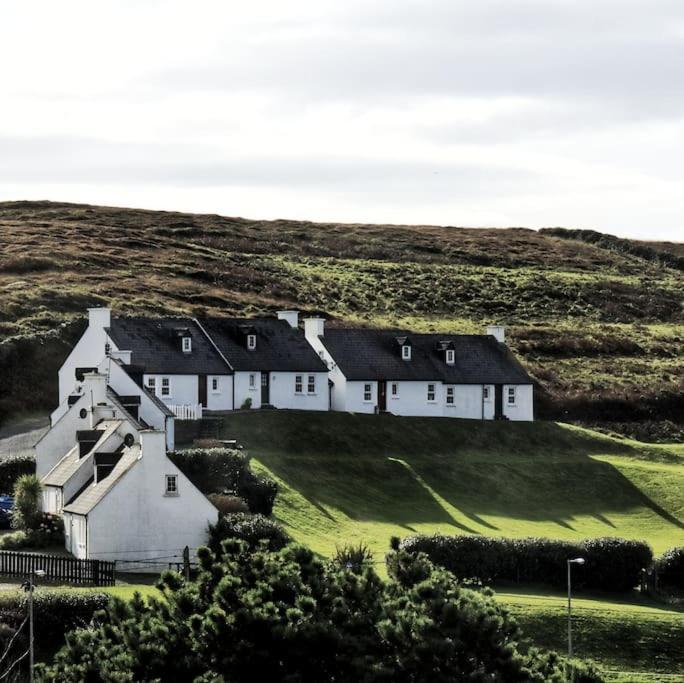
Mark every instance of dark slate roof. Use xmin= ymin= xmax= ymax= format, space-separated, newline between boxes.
xmin=199 ymin=318 xmax=328 ymax=373
xmin=106 ymin=318 xmax=230 ymax=375
xmin=319 ymin=329 xmax=532 ymax=384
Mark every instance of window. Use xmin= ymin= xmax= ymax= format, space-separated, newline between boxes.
xmin=483 ymin=386 xmax=490 ymax=400
xmin=165 ymin=474 xmax=178 ymax=496
xmin=182 ymin=337 xmax=192 ymax=353
xmin=507 ymin=387 xmax=516 ymax=405
xmin=427 ymin=383 xmax=436 ymax=402
xmin=211 ymin=377 xmax=219 ymax=393
xmin=161 ymin=377 xmax=170 ymax=397
xmin=247 ymin=334 xmax=257 ymax=350
xmin=446 ymin=349 xmax=455 ymax=365
xmin=402 ymin=345 xmax=411 ymax=360
xmin=364 ymin=384 xmax=372 ymax=402
xmin=295 ymin=375 xmax=303 ymax=394
xmin=104 ymin=342 xmax=111 ymax=356
xmin=147 ymin=377 xmax=156 ymax=393
xmin=307 ymin=375 xmax=315 ymax=394
xmin=391 ymin=382 xmax=398 ymax=397
xmin=446 ymin=386 xmax=454 ymax=405
xmin=249 ymin=373 xmax=256 ymax=389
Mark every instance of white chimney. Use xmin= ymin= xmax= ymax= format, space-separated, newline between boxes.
xmin=88 ymin=306 xmax=111 ymax=329
xmin=277 ymin=310 xmax=300 ymax=329
xmin=486 ymin=325 xmax=505 ymax=343
xmin=82 ymin=371 xmax=108 ymax=406
xmin=304 ymin=317 xmax=325 ymax=340
xmin=139 ymin=429 xmax=166 ymax=457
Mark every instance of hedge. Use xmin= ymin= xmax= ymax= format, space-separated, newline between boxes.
xmin=0 ymin=456 xmax=35 ymax=494
xmin=397 ymin=534 xmax=653 ymax=592
xmin=208 ymin=512 xmax=290 ymax=554
xmin=657 ymin=546 xmax=684 ymax=589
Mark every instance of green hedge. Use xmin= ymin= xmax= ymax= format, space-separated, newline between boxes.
xmin=0 ymin=455 xmax=35 ymax=494
xmin=208 ymin=512 xmax=290 ymax=554
xmin=657 ymin=546 xmax=684 ymax=589
xmin=397 ymin=535 xmax=653 ymax=592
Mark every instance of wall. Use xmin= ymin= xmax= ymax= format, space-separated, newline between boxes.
xmin=206 ymin=374 xmax=234 ymax=411
xmin=143 ymin=374 xmax=198 ymax=408
xmin=86 ymin=431 xmax=217 ymax=571
xmin=445 ymin=384 xmax=484 ymax=419
xmin=503 ymin=384 xmax=534 ymax=421
xmin=234 ymin=371 xmax=261 ymax=409
xmin=303 ymin=333 xmax=346 ymax=410
xmin=268 ymin=372 xmax=329 ymax=411
xmin=384 ymin=381 xmax=445 ymax=417
xmin=344 ymin=381 xmax=377 ymax=414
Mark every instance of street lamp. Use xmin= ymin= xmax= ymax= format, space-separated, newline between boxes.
xmin=567 ymin=558 xmax=585 ymax=662
xmin=21 ymin=569 xmax=45 ymax=683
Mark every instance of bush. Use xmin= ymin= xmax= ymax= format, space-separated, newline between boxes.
xmin=208 ymin=512 xmax=290 ymax=554
xmin=241 ymin=397 xmax=252 ymax=410
xmin=11 ymin=473 xmax=42 ymax=531
xmin=332 ymin=542 xmax=373 ymax=573
xmin=207 ymin=493 xmax=249 ymax=515
xmin=396 ymin=534 xmax=653 ymax=592
xmin=657 ymin=547 xmax=684 ymax=589
xmin=0 ymin=514 xmax=64 ymax=550
xmin=0 ymin=456 xmax=35 ymax=494
xmin=240 ymin=473 xmax=278 ymax=516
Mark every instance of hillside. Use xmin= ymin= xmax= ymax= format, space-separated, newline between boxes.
xmin=191 ymin=411 xmax=684 ymax=559
xmin=1 ymin=200 xmax=683 ymax=436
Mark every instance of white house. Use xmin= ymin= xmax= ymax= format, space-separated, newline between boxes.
xmin=304 ymin=319 xmax=534 ymax=421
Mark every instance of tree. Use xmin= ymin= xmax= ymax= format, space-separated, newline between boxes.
xmin=38 ymin=542 xmax=604 ymax=682
xmin=11 ymin=474 xmax=42 ymax=530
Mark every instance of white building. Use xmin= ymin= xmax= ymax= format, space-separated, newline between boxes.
xmin=304 ymin=320 xmax=534 ymax=421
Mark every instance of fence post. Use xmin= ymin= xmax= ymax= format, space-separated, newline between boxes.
xmin=93 ymin=559 xmax=100 ymax=586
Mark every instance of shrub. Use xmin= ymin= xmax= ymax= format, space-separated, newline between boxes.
xmin=0 ymin=456 xmax=35 ymax=494
xmin=0 ymin=514 xmax=64 ymax=550
xmin=207 ymin=493 xmax=249 ymax=515
xmin=11 ymin=473 xmax=42 ymax=531
xmin=241 ymin=397 xmax=252 ymax=410
xmin=208 ymin=512 xmax=290 ymax=554
xmin=332 ymin=542 xmax=373 ymax=573
xmin=396 ymin=534 xmax=653 ymax=592
xmin=240 ymin=473 xmax=278 ymax=516
xmin=657 ymin=547 xmax=684 ymax=589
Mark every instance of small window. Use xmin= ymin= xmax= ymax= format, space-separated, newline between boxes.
xmin=446 ymin=386 xmax=454 ymax=405
xmin=307 ymin=375 xmax=315 ymax=394
xmin=402 ymin=345 xmax=411 ymax=360
xmin=249 ymin=374 xmax=256 ymax=388
xmin=427 ymin=383 xmax=436 ymax=402
xmin=295 ymin=375 xmax=303 ymax=394
xmin=507 ymin=387 xmax=516 ymax=405
xmin=211 ymin=377 xmax=219 ymax=393
xmin=147 ymin=377 xmax=156 ymax=393
xmin=446 ymin=349 xmax=455 ymax=365
xmin=247 ymin=334 xmax=257 ymax=350
xmin=161 ymin=377 xmax=170 ymax=397
xmin=364 ymin=384 xmax=372 ymax=402
xmin=182 ymin=337 xmax=192 ymax=353
xmin=483 ymin=386 xmax=490 ymax=400
xmin=165 ymin=474 xmax=178 ymax=496
xmin=104 ymin=342 xmax=111 ymax=356
xmin=391 ymin=382 xmax=398 ymax=397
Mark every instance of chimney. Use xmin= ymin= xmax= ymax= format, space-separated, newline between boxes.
xmin=486 ymin=325 xmax=505 ymax=343
xmin=304 ymin=317 xmax=325 ymax=340
xmin=139 ymin=429 xmax=166 ymax=457
xmin=81 ymin=371 xmax=107 ymax=406
xmin=277 ymin=310 xmax=299 ymax=329
xmin=88 ymin=306 xmax=111 ymax=329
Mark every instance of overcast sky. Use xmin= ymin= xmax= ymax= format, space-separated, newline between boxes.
xmin=1 ymin=1 xmax=683 ymax=240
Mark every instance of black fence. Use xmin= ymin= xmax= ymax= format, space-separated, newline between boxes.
xmin=0 ymin=550 xmax=116 ymax=586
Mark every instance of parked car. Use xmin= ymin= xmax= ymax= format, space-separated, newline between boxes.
xmin=0 ymin=495 xmax=14 ymax=530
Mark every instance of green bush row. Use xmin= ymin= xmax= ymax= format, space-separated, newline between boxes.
xmin=398 ymin=535 xmax=653 ymax=592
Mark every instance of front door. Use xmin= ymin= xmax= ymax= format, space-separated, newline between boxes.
xmin=378 ymin=381 xmax=387 ymax=412
xmin=198 ymin=374 xmax=208 ymax=408
xmin=494 ymin=384 xmax=503 ymax=419
xmin=261 ymin=373 xmax=270 ymax=405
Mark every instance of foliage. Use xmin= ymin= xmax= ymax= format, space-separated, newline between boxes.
xmin=241 ymin=397 xmax=252 ymax=410
xmin=657 ymin=546 xmax=684 ymax=589
xmin=38 ymin=541 xmax=604 ymax=682
xmin=11 ymin=473 xmax=42 ymax=531
xmin=0 ymin=513 xmax=64 ymax=549
xmin=332 ymin=542 xmax=374 ymax=573
xmin=169 ymin=447 xmax=279 ymax=516
xmin=207 ymin=493 xmax=249 ymax=515
xmin=207 ymin=512 xmax=290 ymax=554
xmin=0 ymin=455 xmax=35 ymax=494
xmin=397 ymin=534 xmax=653 ymax=592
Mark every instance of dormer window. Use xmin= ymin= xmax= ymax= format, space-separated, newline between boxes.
xmin=182 ymin=337 xmax=192 ymax=353
xmin=247 ymin=334 xmax=257 ymax=350
xmin=402 ymin=345 xmax=411 ymax=360
xmin=446 ymin=349 xmax=455 ymax=365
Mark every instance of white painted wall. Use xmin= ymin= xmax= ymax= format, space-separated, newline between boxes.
xmin=384 ymin=381 xmax=444 ymax=417
xmin=268 ymin=371 xmax=329 ymax=411
xmin=483 ymin=384 xmax=495 ymax=420
xmin=503 ymin=384 xmax=534 ymax=421
xmin=143 ymin=374 xmax=198 ymax=408
xmin=206 ymin=374 xmax=234 ymax=411
xmin=445 ymin=384 xmax=484 ymax=419
xmin=344 ymin=380 xmax=377 ymax=414
xmin=234 ymin=371 xmax=261 ymax=409
xmin=84 ymin=431 xmax=217 ymax=571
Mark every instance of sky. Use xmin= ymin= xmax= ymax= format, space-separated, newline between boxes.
xmin=1 ymin=0 xmax=683 ymax=241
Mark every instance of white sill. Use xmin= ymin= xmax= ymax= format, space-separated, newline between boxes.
xmin=427 ymin=401 xmax=437 ymax=404
xmin=307 ymin=393 xmax=317 ymax=396
xmin=164 ymin=492 xmax=179 ymax=497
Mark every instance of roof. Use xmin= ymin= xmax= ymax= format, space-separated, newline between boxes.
xmin=105 ymin=318 xmax=229 ymax=375
xmin=319 ymin=329 xmax=532 ymax=384
xmin=199 ymin=317 xmax=328 ymax=373
xmin=109 ymin=358 xmax=174 ymax=417
xmin=62 ymin=443 xmax=140 ymax=515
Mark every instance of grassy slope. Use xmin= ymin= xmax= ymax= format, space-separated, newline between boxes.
xmin=0 ymin=201 xmax=682 ymax=429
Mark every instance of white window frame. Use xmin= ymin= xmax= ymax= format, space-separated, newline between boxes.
xmin=164 ymin=474 xmax=179 ymax=496
xmin=307 ymin=375 xmax=316 ymax=394
xmin=402 ymin=345 xmax=411 ymax=360
xmin=161 ymin=377 xmax=171 ymax=398
xmin=363 ymin=383 xmax=372 ymax=402
xmin=146 ymin=377 xmax=156 ymax=394
xmin=295 ymin=375 xmax=303 ymax=394
xmin=446 ymin=386 xmax=454 ymax=405
xmin=182 ymin=337 xmax=192 ymax=353
xmin=391 ymin=382 xmax=399 ymax=398
xmin=247 ymin=334 xmax=257 ymax=350
xmin=249 ymin=373 xmax=256 ymax=389
xmin=211 ymin=377 xmax=220 ymax=394
xmin=446 ymin=349 xmax=455 ymax=365
xmin=427 ymin=383 xmax=436 ymax=402
xmin=507 ymin=386 xmax=517 ymax=405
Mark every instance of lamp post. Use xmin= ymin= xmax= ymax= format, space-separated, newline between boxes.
xmin=567 ymin=558 xmax=585 ymax=663
xmin=21 ymin=569 xmax=45 ymax=683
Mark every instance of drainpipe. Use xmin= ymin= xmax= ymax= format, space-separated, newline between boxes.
xmin=481 ymin=384 xmax=485 ymax=421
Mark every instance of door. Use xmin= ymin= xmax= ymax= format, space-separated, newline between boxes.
xmin=378 ymin=381 xmax=387 ymax=412
xmin=494 ymin=384 xmax=503 ymax=419
xmin=198 ymin=374 xmax=208 ymax=408
xmin=261 ymin=373 xmax=270 ymax=405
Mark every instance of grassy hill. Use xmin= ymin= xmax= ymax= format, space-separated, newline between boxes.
xmin=0 ymin=200 xmax=682 ymax=436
